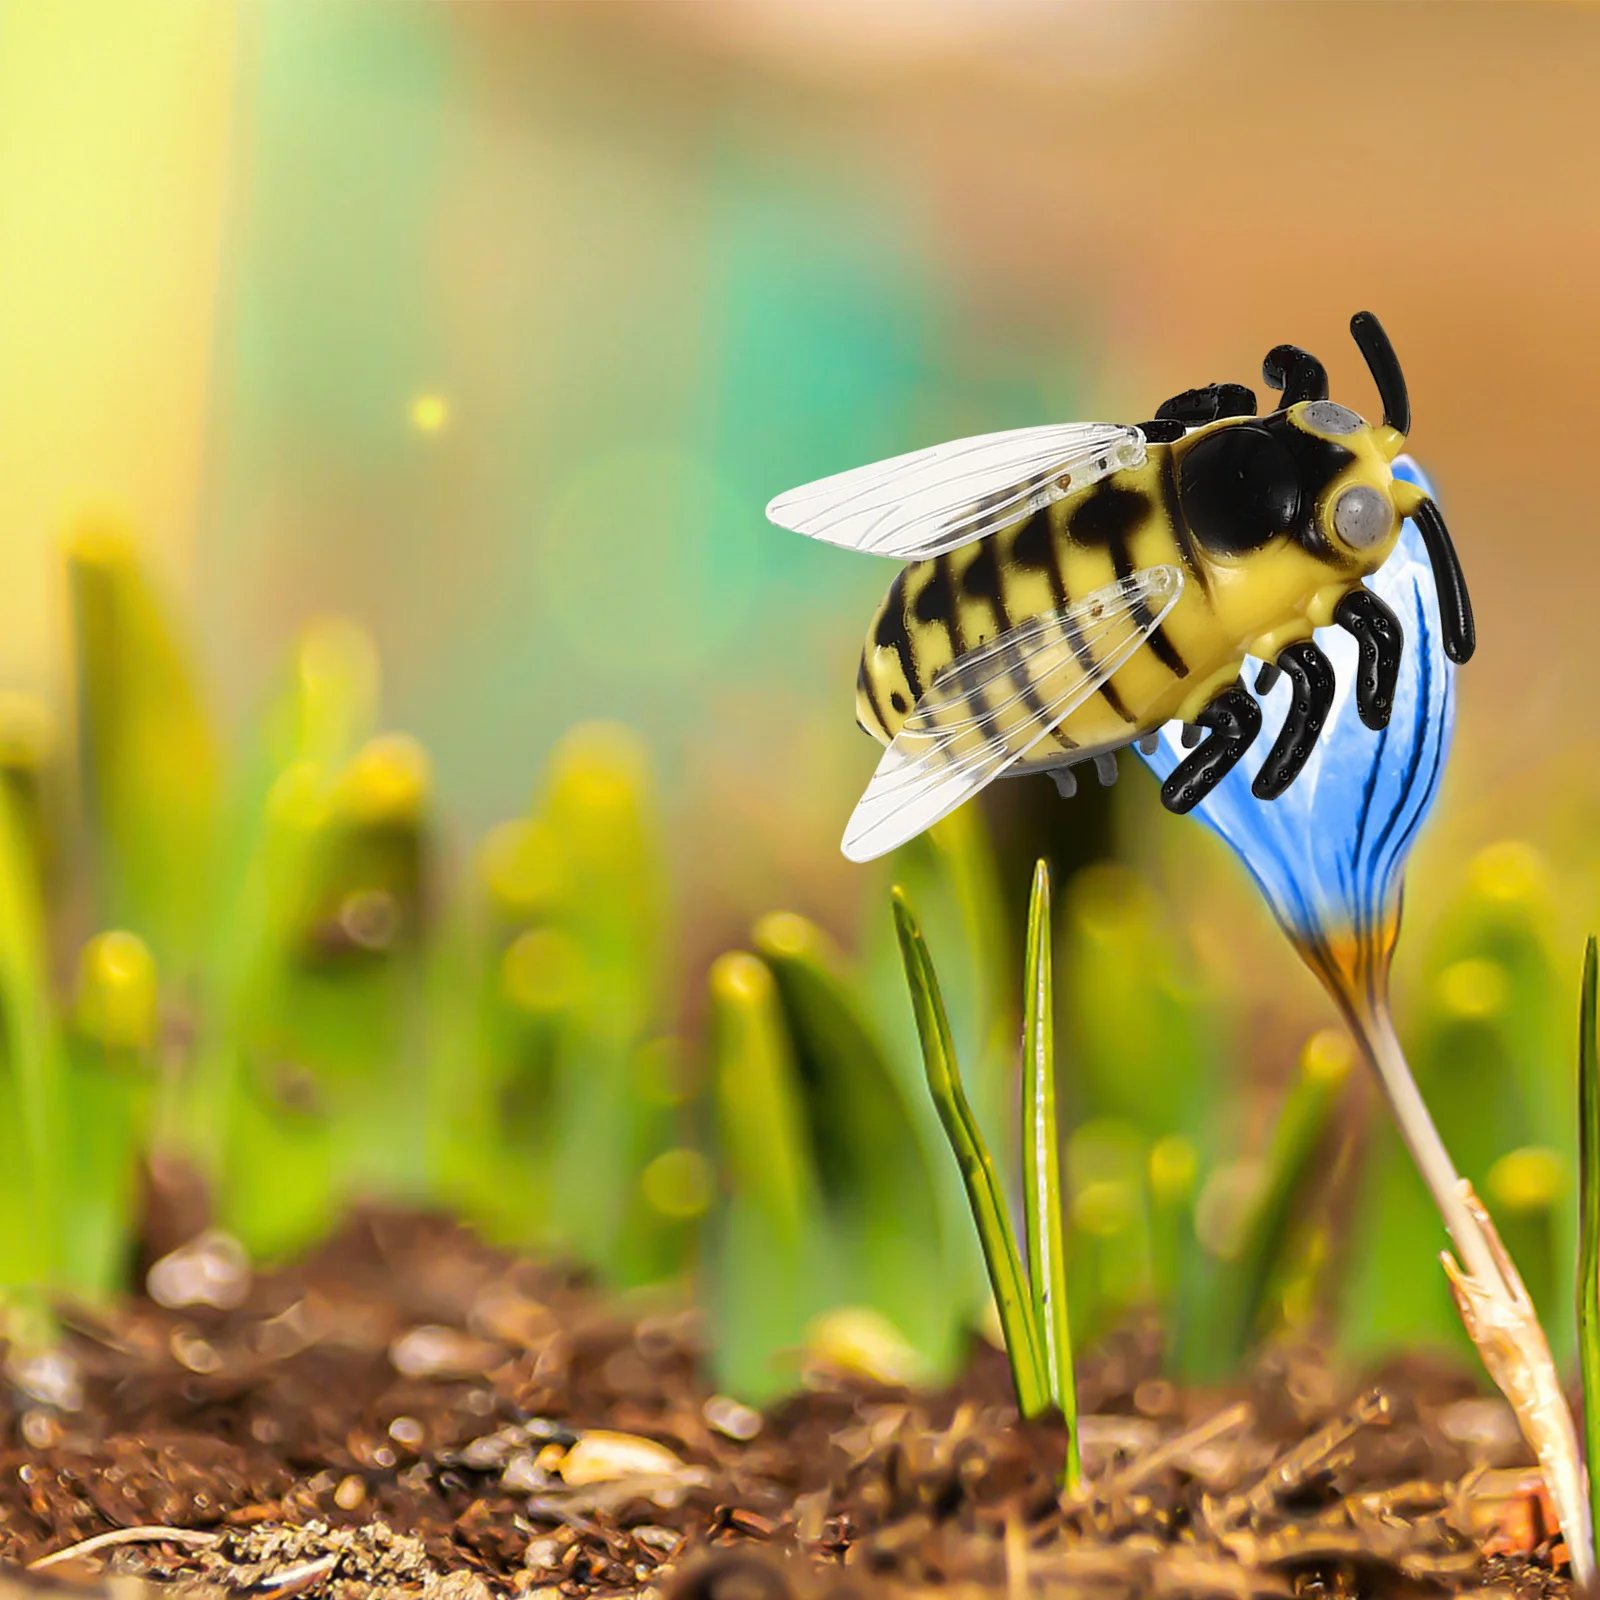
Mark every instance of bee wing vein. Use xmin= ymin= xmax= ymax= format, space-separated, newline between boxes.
xmin=768 ymin=423 xmax=1146 ymax=561
xmin=842 ymin=567 xmax=1183 ymax=860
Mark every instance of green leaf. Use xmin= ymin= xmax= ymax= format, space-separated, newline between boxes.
xmin=756 ymin=910 xmax=960 ymax=1379
xmin=205 ymin=733 xmax=434 ymax=1260
xmin=1060 ymin=863 xmax=1225 ymax=1148
xmin=1022 ymin=861 xmax=1078 ymax=1487
xmin=69 ymin=518 xmax=218 ymax=975
xmin=0 ymin=783 xmax=61 ymax=1297
xmin=538 ymin=723 xmax=669 ymax=1272
xmin=893 ymin=886 xmax=1047 ymax=1417
xmin=60 ymin=932 xmax=158 ymax=1302
xmin=706 ymin=951 xmax=829 ymax=1403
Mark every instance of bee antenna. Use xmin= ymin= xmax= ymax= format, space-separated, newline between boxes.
xmin=1350 ymin=311 xmax=1410 ymax=436
xmin=1409 ymin=495 xmax=1474 ymax=663
xmin=1263 ymin=345 xmax=1328 ymax=407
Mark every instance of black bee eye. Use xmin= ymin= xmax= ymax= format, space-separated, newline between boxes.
xmin=1178 ymin=425 xmax=1302 ymax=553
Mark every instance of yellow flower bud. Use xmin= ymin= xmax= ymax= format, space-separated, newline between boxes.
xmin=75 ymin=930 xmax=158 ymax=1054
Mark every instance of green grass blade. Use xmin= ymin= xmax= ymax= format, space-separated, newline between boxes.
xmin=892 ymin=886 xmax=1047 ymax=1417
xmin=1022 ymin=860 xmax=1078 ymax=1487
xmin=1577 ymin=934 xmax=1599 ymax=1571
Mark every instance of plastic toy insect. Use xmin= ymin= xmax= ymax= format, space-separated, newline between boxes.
xmin=767 ymin=312 xmax=1474 ymax=863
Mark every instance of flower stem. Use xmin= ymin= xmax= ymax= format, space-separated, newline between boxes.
xmin=1348 ymin=996 xmax=1505 ymax=1293
xmin=1345 ymin=985 xmax=1592 ymax=1588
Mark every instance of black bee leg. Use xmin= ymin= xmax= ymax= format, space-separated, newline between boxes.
xmin=1263 ymin=344 xmax=1329 ymax=408
xmin=1050 ymin=766 xmax=1078 ymax=800
xmin=1334 ymin=586 xmax=1404 ymax=730
xmin=1159 ymin=683 xmax=1263 ymax=815
xmin=1251 ymin=640 xmax=1337 ymax=800
xmin=1180 ymin=722 xmax=1203 ymax=748
xmin=1254 ymin=662 xmax=1282 ymax=695
xmin=1138 ymin=381 xmax=1257 ymax=442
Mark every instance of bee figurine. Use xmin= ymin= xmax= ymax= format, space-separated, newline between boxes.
xmin=767 ymin=312 xmax=1474 ymax=863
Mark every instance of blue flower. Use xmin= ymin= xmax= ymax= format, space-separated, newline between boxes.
xmin=1137 ymin=463 xmax=1598 ymax=1570
xmin=1137 ymin=457 xmax=1454 ymax=1009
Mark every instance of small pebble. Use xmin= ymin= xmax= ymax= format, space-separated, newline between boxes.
xmin=147 ymin=1230 xmax=252 ymax=1311
xmin=457 ymin=1426 xmax=527 ymax=1471
xmin=170 ymin=1328 xmax=223 ymax=1374
xmin=8 ymin=1348 xmax=83 ymax=1411
xmin=523 ymin=1537 xmax=562 ymax=1573
xmin=389 ymin=1324 xmax=502 ymax=1380
xmin=502 ymin=1453 xmax=546 ymax=1494
xmin=389 ymin=1415 xmax=425 ymax=1449
xmin=803 ymin=1307 xmax=922 ymax=1387
xmin=472 ymin=1284 xmax=558 ymax=1349
xmin=703 ymin=1394 xmax=762 ymax=1442
xmin=1439 ymin=1395 xmax=1522 ymax=1465
xmin=559 ymin=1430 xmax=689 ymax=1486
xmin=1134 ymin=1379 xmax=1176 ymax=1418
xmin=20 ymin=1409 xmax=59 ymax=1449
xmin=334 ymin=1475 xmax=367 ymax=1511
xmin=633 ymin=1526 xmax=681 ymax=1557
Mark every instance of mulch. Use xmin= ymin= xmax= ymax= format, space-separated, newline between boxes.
xmin=0 ymin=1211 xmax=1572 ymax=1600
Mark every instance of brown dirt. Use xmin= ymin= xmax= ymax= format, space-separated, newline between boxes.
xmin=0 ymin=1212 xmax=1572 ymax=1600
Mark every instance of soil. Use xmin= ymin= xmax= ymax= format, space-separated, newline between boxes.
xmin=0 ymin=1211 xmax=1572 ymax=1600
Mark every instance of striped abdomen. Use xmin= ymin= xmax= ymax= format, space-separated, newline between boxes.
xmin=855 ymin=453 xmax=1216 ymax=769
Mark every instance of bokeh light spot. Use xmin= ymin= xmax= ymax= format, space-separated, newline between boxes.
xmin=410 ymin=392 xmax=449 ymax=433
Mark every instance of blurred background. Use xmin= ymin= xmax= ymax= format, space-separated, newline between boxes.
xmin=3 ymin=0 xmax=1595 ymax=943
xmin=1 ymin=0 xmax=1599 ymax=1376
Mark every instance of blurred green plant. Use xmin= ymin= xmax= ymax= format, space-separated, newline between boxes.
xmin=2 ymin=528 xmax=705 ymax=1301
xmin=3 ymin=514 xmax=1598 ymax=1468
xmin=63 ymin=930 xmax=159 ymax=1301
xmin=1056 ymin=861 xmax=1228 ymax=1365
xmin=703 ymin=909 xmax=960 ymax=1404
xmin=426 ymin=722 xmax=694 ymax=1289
xmin=70 ymin=516 xmax=219 ymax=978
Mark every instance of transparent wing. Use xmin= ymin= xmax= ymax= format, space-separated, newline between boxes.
xmin=767 ymin=423 xmax=1147 ymax=561
xmin=843 ymin=566 xmax=1184 ymax=862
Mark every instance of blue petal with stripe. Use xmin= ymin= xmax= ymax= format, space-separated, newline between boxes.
xmin=1136 ymin=458 xmax=1454 ymax=994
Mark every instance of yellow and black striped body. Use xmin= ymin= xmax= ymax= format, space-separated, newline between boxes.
xmin=855 ymin=411 xmax=1402 ymax=773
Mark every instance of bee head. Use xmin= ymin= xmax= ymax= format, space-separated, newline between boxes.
xmin=1284 ymin=398 xmax=1405 ymax=570
xmin=1172 ymin=313 xmax=1473 ymax=662
xmin=1284 ymin=313 xmax=1474 ymax=663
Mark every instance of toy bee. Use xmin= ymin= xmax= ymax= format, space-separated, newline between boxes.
xmin=767 ymin=312 xmax=1474 ymax=863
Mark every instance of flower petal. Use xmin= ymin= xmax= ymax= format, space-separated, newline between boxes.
xmin=1137 ymin=456 xmax=1455 ymax=948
